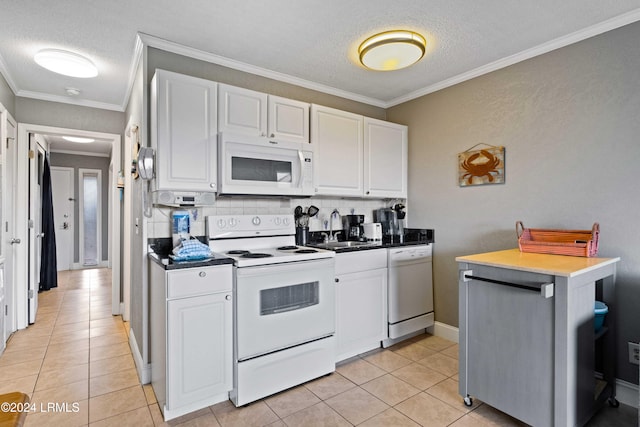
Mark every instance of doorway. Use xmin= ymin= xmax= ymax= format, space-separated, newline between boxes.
xmin=15 ymin=123 xmax=121 ymax=330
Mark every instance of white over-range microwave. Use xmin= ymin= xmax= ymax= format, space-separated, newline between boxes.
xmin=218 ymin=133 xmax=315 ymax=196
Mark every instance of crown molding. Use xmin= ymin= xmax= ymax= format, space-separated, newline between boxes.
xmin=137 ymin=32 xmax=388 ymax=108
xmin=386 ymin=8 xmax=640 ymax=107
xmin=15 ymin=89 xmax=124 ymax=112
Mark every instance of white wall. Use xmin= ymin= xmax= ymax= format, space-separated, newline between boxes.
xmin=388 ymin=21 xmax=640 ymax=384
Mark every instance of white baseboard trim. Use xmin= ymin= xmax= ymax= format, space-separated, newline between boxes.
xmin=71 ymin=261 xmax=109 ymax=270
xmin=432 ymin=322 xmax=638 ymax=408
xmin=615 ymin=378 xmax=639 ymax=408
xmin=427 ymin=321 xmax=459 ymax=343
xmin=129 ymin=329 xmax=151 ymax=384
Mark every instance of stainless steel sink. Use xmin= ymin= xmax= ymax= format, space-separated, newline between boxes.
xmin=311 ymin=241 xmax=380 ymax=250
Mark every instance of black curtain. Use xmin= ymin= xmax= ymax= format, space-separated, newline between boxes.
xmin=40 ymin=156 xmax=57 ymax=291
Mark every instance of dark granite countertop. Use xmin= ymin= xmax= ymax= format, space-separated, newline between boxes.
xmin=307 ymin=228 xmax=434 ymax=253
xmin=148 ymin=237 xmax=234 ymax=270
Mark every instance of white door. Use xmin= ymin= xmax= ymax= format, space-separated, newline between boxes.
xmin=28 ymin=136 xmax=46 ymax=323
xmin=3 ymin=115 xmax=17 ymax=336
xmin=50 ymin=166 xmax=74 ymax=271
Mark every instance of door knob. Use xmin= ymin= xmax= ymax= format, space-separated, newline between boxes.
xmin=10 ymin=238 xmax=21 ymax=244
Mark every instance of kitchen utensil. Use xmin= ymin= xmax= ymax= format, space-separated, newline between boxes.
xmin=308 ymin=205 xmax=319 ymax=217
xmin=294 ymin=206 xmax=304 ymax=227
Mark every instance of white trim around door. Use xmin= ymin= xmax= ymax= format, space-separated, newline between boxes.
xmin=16 ymin=123 xmax=121 ymax=329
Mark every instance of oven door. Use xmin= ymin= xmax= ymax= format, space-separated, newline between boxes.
xmin=235 ymin=258 xmax=335 ymax=361
xmin=218 ymin=133 xmax=314 ymax=196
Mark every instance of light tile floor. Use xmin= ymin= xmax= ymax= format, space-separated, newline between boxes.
xmin=0 ymin=268 xmax=635 ymax=426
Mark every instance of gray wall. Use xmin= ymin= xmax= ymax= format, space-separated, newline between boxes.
xmin=125 ymin=51 xmax=146 ymax=365
xmin=0 ymin=72 xmax=15 ymax=116
xmin=147 ymin=47 xmax=386 ymax=120
xmin=388 ymin=21 xmax=640 ymax=384
xmin=15 ymin=98 xmax=124 ymax=135
xmin=49 ymin=153 xmax=110 ymax=263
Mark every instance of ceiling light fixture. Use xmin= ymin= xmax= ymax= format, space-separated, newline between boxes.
xmin=62 ymin=136 xmax=95 ymax=143
xmin=34 ymin=49 xmax=98 ymax=78
xmin=358 ymin=30 xmax=426 ymax=71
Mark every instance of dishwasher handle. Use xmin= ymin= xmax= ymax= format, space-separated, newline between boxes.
xmin=462 ymin=271 xmax=554 ymax=299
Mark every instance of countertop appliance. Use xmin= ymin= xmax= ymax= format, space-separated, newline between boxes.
xmin=362 ymin=223 xmax=382 ymax=242
xmin=207 ymin=214 xmax=336 ymax=406
xmin=376 ymin=208 xmax=400 ymax=241
xmin=217 ymin=133 xmax=315 ymax=196
xmin=344 ymin=214 xmax=364 ymax=241
xmin=383 ymin=244 xmax=434 ymax=347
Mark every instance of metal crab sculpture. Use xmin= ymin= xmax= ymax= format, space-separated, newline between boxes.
xmin=461 ymin=149 xmax=502 ymax=185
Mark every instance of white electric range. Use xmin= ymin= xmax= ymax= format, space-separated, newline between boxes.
xmin=207 ymin=214 xmax=336 ymax=407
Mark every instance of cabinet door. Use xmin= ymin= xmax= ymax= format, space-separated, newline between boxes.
xmin=364 ymin=118 xmax=408 ymax=198
xmin=152 ymin=70 xmax=217 ymax=192
xmin=218 ymin=84 xmax=268 ymax=136
xmin=335 ymin=268 xmax=387 ymax=362
xmin=311 ymin=105 xmax=364 ymax=196
xmin=267 ymin=95 xmax=310 ymax=143
xmin=167 ymin=292 xmax=232 ymax=411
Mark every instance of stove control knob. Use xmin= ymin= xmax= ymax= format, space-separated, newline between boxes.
xmin=283 ymin=217 xmax=290 ymax=226
xmin=228 ymin=218 xmax=237 ymax=228
xmin=217 ymin=219 xmax=226 ymax=229
xmin=274 ymin=217 xmax=281 ymax=225
xmin=252 ymin=216 xmax=261 ymax=226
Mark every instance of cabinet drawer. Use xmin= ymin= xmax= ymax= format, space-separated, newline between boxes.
xmin=335 ymin=249 xmax=386 ymax=275
xmin=167 ymin=265 xmax=232 ymax=299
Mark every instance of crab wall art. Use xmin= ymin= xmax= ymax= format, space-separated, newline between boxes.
xmin=457 ymin=145 xmax=505 ymax=186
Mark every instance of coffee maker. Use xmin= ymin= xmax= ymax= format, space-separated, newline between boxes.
xmin=343 ymin=215 xmax=365 ymax=241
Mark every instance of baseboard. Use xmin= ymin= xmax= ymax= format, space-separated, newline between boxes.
xmin=71 ymin=261 xmax=109 ymax=270
xmin=129 ymin=328 xmax=151 ymax=384
xmin=427 ymin=321 xmax=459 ymax=343
xmin=615 ymin=378 xmax=639 ymax=408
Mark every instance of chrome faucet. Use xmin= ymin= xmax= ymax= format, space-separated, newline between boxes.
xmin=328 ymin=209 xmax=341 ymax=242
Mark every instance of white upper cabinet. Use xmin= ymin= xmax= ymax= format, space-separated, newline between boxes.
xmin=218 ymin=84 xmax=268 ymax=137
xmin=311 ymin=104 xmax=364 ymax=197
xmin=363 ymin=117 xmax=408 ymax=199
xmin=151 ymin=70 xmax=218 ymax=192
xmin=219 ymin=85 xmax=309 ymax=143
xmin=268 ymin=95 xmax=310 ymax=143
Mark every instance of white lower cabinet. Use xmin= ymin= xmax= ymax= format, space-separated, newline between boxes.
xmin=150 ymin=261 xmax=233 ymax=421
xmin=335 ymin=249 xmax=387 ymax=362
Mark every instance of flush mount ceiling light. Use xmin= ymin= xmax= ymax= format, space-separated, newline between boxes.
xmin=358 ymin=30 xmax=426 ymax=71
xmin=62 ymin=136 xmax=95 ymax=143
xmin=34 ymin=49 xmax=98 ymax=78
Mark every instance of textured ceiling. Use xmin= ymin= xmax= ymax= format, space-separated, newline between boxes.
xmin=1 ymin=1 xmax=640 ymax=114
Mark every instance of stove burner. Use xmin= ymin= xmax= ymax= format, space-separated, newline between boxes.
xmin=295 ymin=249 xmax=318 ymax=254
xmin=228 ymin=250 xmax=250 ymax=255
xmin=277 ymin=246 xmax=299 ymax=251
xmin=242 ymin=253 xmax=273 ymax=259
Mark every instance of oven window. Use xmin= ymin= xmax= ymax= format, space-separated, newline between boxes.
xmin=260 ymin=281 xmax=319 ymax=315
xmin=232 ymin=157 xmax=292 ymax=183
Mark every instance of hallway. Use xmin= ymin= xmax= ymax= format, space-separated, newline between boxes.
xmin=0 ymin=268 xmax=158 ymax=426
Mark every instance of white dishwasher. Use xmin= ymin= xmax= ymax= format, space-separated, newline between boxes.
xmin=383 ymin=244 xmax=434 ymax=347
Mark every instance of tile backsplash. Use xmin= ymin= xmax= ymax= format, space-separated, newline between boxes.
xmin=147 ymin=196 xmax=405 ymax=239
